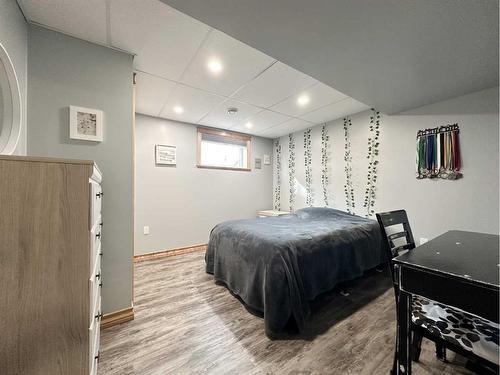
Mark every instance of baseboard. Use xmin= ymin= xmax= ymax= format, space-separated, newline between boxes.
xmin=134 ymin=244 xmax=207 ymax=263
xmin=101 ymin=307 xmax=134 ymax=330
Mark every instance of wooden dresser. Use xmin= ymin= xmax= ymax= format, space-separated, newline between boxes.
xmin=0 ymin=156 xmax=103 ymax=375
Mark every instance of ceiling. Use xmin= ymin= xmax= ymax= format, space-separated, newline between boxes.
xmin=17 ymin=0 xmax=369 ymax=139
xmin=161 ymin=0 xmax=499 ymax=115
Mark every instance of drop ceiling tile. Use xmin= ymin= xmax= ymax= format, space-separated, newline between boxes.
xmin=231 ymin=62 xmax=317 ymax=108
xmin=135 ymin=72 xmax=177 ymax=117
xmin=270 ymin=82 xmax=348 ymax=117
xmin=110 ymin=0 xmax=210 ymax=80
xmin=230 ymin=110 xmax=291 ymax=133
xmin=260 ymin=118 xmax=313 ymax=138
xmin=159 ymin=84 xmax=225 ymax=124
xmin=198 ymin=99 xmax=261 ymax=129
xmin=19 ymin=0 xmax=107 ymax=44
xmin=301 ymin=98 xmax=370 ymax=124
xmin=181 ymin=30 xmax=275 ymax=97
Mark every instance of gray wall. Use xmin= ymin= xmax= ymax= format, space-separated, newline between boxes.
xmin=0 ymin=0 xmax=27 ymax=155
xmin=274 ymin=87 xmax=499 ymax=242
xmin=135 ymin=114 xmax=274 ymax=255
xmin=27 ymin=25 xmax=134 ymax=314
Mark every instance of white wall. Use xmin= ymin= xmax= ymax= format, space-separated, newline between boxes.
xmin=27 ymin=25 xmax=134 ymax=314
xmin=135 ymin=114 xmax=274 ymax=255
xmin=0 ymin=0 xmax=27 ymax=155
xmin=274 ymin=87 xmax=499 ymax=242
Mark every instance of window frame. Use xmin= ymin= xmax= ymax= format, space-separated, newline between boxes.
xmin=196 ymin=127 xmax=252 ymax=172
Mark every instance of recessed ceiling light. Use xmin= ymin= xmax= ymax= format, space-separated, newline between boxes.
xmin=207 ymin=58 xmax=223 ymax=74
xmin=245 ymin=122 xmax=253 ymax=129
xmin=173 ymin=106 xmax=184 ymax=114
xmin=227 ymin=107 xmax=238 ymax=115
xmin=297 ymin=94 xmax=310 ymax=106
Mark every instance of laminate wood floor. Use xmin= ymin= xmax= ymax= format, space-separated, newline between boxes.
xmin=99 ymin=252 xmax=474 ymax=375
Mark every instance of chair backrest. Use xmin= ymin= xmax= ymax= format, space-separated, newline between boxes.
xmin=376 ymin=210 xmax=416 ymax=285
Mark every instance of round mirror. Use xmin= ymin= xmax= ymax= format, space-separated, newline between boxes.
xmin=0 ymin=42 xmax=21 ymax=155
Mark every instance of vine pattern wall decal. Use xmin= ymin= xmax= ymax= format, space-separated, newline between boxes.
xmin=343 ymin=117 xmax=355 ymax=214
xmin=304 ymin=129 xmax=313 ymax=206
xmin=273 ymin=139 xmax=282 ymax=210
xmin=363 ymin=109 xmax=381 ymax=217
xmin=321 ymin=124 xmax=330 ymax=206
xmin=288 ymin=133 xmax=296 ymax=212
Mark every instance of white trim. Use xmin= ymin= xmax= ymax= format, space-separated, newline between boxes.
xmin=0 ymin=42 xmax=22 ymax=155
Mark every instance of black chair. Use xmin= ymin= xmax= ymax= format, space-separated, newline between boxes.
xmin=376 ymin=210 xmax=499 ymax=375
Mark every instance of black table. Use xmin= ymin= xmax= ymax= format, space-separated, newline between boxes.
xmin=393 ymin=230 xmax=499 ymax=374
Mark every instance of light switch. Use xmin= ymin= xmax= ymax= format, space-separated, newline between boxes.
xmin=144 ymin=226 xmax=150 ymax=235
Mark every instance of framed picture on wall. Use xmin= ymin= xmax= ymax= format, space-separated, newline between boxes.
xmin=255 ymin=158 xmax=262 ymax=169
xmin=69 ymin=105 xmax=103 ymax=142
xmin=155 ymin=144 xmax=177 ymax=165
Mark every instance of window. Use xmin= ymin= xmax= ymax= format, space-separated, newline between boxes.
xmin=197 ymin=128 xmax=251 ymax=171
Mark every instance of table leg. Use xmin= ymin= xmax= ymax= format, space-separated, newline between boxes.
xmin=397 ymin=291 xmax=412 ymax=374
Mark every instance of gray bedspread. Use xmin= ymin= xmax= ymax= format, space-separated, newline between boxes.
xmin=205 ymin=207 xmax=386 ymax=338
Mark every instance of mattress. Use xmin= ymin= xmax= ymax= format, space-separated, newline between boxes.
xmin=205 ymin=207 xmax=386 ymax=338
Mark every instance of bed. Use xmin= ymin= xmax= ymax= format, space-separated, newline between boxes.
xmin=205 ymin=207 xmax=386 ymax=338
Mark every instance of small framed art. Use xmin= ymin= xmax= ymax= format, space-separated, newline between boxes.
xmin=255 ymin=158 xmax=262 ymax=169
xmin=155 ymin=144 xmax=177 ymax=165
xmin=69 ymin=105 xmax=103 ymax=142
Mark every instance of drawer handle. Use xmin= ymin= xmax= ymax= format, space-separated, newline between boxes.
xmin=100 ymin=221 xmax=103 ymax=227
xmin=99 ymin=282 xmax=103 ymax=288
xmin=96 ymin=232 xmax=101 ymax=239
xmin=95 ymin=353 xmax=100 ymax=362
xmin=95 ymin=272 xmax=101 ymax=280
xmin=99 ymin=251 xmax=103 ymax=257
xmin=96 ymin=192 xmax=103 ymax=198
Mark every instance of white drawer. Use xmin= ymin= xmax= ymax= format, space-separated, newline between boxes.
xmin=89 ymin=296 xmax=101 ymax=332
xmin=89 ymin=297 xmax=101 ymax=374
xmin=89 ymin=252 xmax=101 ymax=324
xmin=90 ymin=181 xmax=102 ymax=228
xmin=90 ymin=220 xmax=102 ymax=271
xmin=91 ymin=164 xmax=102 ymax=184
xmin=91 ymin=213 xmax=102 ymax=235
xmin=91 ymin=352 xmax=99 ymax=375
xmin=91 ymin=322 xmax=100 ymax=375
xmin=90 ymin=290 xmax=101 ymax=327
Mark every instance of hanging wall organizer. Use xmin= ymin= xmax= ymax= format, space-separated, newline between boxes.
xmin=416 ymin=123 xmax=462 ymax=180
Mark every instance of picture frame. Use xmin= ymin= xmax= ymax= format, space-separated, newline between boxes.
xmin=255 ymin=158 xmax=262 ymax=169
xmin=69 ymin=105 xmax=103 ymax=142
xmin=155 ymin=144 xmax=177 ymax=165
